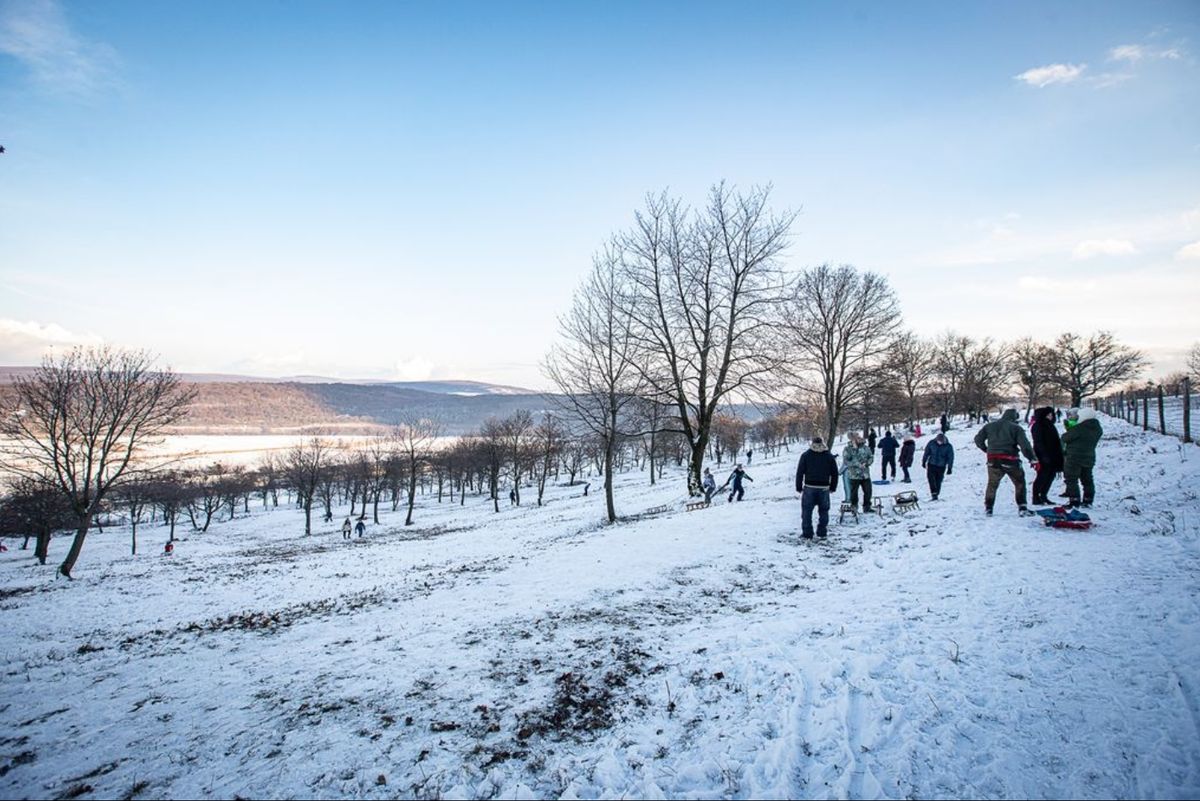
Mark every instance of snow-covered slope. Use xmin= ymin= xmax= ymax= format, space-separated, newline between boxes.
xmin=1 ymin=415 xmax=1198 ymax=799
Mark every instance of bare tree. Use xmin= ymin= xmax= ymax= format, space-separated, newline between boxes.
xmin=0 ymin=474 xmax=73 ymax=564
xmin=620 ymin=184 xmax=795 ymax=494
xmin=395 ymin=417 xmax=442 ymax=526
xmin=1047 ymin=331 xmax=1147 ymax=407
xmin=782 ymin=263 xmax=900 ymax=444
xmin=1010 ymin=337 xmax=1056 ymax=420
xmin=1187 ymin=342 xmax=1200 ymax=378
xmin=545 ymin=245 xmax=646 ymax=522
xmin=284 ymin=437 xmax=330 ymax=535
xmin=500 ymin=410 xmax=534 ymax=507
xmin=889 ymin=332 xmax=937 ymax=423
xmin=0 ymin=347 xmax=196 ymax=577
xmin=531 ymin=413 xmax=565 ymax=506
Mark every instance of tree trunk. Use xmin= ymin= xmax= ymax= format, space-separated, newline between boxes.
xmin=604 ymin=438 xmax=617 ymax=523
xmin=131 ymin=518 xmax=138 ymax=556
xmin=34 ymin=530 xmax=50 ymax=565
xmin=303 ymin=499 xmax=313 ymax=535
xmin=688 ymin=439 xmax=708 ymax=496
xmin=405 ymin=470 xmax=418 ymax=526
xmin=58 ymin=515 xmax=92 ymax=578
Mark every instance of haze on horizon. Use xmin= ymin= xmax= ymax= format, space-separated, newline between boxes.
xmin=2 ymin=0 xmax=1198 ymax=390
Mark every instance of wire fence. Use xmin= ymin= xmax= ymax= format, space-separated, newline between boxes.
xmin=1095 ymin=378 xmax=1194 ymax=445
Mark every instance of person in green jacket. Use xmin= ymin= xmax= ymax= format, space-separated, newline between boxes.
xmin=974 ymin=408 xmax=1037 ymax=516
xmin=1061 ymin=406 xmax=1103 ymax=508
xmin=842 ymin=433 xmax=874 ymax=514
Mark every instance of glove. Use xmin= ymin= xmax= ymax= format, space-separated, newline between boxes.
xmin=1031 ymin=462 xmax=1040 ymax=472
xmin=946 ymin=467 xmax=952 ymax=475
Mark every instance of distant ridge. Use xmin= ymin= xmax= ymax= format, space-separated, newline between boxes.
xmin=0 ymin=367 xmax=536 ymax=396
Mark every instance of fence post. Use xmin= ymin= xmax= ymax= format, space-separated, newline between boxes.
xmin=1133 ymin=393 xmax=1138 ymax=426
xmin=1158 ymin=385 xmax=1166 ymax=435
xmin=1185 ymin=377 xmax=1193 ymax=444
xmin=1142 ymin=395 xmax=1149 ymax=431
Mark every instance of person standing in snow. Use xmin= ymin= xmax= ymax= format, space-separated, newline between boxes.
xmin=702 ymin=468 xmax=717 ymax=504
xmin=842 ymin=433 xmax=874 ymax=513
xmin=1029 ymin=406 xmax=1064 ymax=506
xmin=342 ymin=517 xmax=352 ymax=541
xmin=974 ymin=408 xmax=1037 ymax=516
xmin=720 ymin=464 xmax=753 ymax=502
xmin=1061 ymin=407 xmax=1103 ymax=508
xmin=355 ymin=519 xmax=366 ymax=537
xmin=898 ymin=434 xmax=916 ymax=483
xmin=940 ymin=414 xmax=950 ymax=433
xmin=878 ymin=430 xmax=899 ymax=480
xmin=867 ymin=428 xmax=878 ymax=453
xmin=921 ymin=431 xmax=954 ymax=500
xmin=746 ymin=449 xmax=753 ymax=465
xmin=795 ymin=436 xmax=839 ymax=539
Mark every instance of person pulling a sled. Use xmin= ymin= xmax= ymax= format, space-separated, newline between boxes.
xmin=702 ymin=468 xmax=717 ymax=504
xmin=721 ymin=464 xmax=753 ymax=502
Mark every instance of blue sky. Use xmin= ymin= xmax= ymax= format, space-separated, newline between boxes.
xmin=2 ymin=0 xmax=1198 ymax=388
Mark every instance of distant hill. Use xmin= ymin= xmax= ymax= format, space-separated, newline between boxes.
xmin=0 ymin=368 xmax=552 ymax=435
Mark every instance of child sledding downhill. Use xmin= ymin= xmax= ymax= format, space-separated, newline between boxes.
xmin=720 ymin=465 xmax=753 ymax=502
xmin=974 ymin=408 xmax=1038 ymax=517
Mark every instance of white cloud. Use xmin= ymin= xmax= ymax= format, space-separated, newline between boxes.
xmin=1014 ymin=63 xmax=1086 ymax=87
xmin=1176 ymin=241 xmax=1200 ymax=261
xmin=1110 ymin=44 xmax=1146 ymax=62
xmin=1071 ymin=239 xmax=1137 ymax=260
xmin=0 ymin=0 xmax=119 ymax=95
xmin=0 ymin=319 xmax=104 ymax=363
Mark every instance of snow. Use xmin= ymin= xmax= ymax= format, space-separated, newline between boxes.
xmin=2 ymin=415 xmax=1199 ymax=799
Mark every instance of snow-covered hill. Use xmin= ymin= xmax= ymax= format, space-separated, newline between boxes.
xmin=1 ymin=415 xmax=1198 ymax=799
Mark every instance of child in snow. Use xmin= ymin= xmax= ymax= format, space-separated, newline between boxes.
xmin=721 ymin=465 xmax=753 ymax=502
xmin=702 ymin=468 xmax=717 ymax=504
xmin=1061 ymin=407 xmax=1103 ymax=508
xmin=355 ymin=519 xmax=366 ymax=537
xmin=342 ymin=517 xmax=352 ymax=540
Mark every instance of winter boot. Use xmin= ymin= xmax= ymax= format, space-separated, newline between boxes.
xmin=1018 ymin=506 xmax=1034 ymax=517
xmin=985 ymin=506 xmax=994 ymax=516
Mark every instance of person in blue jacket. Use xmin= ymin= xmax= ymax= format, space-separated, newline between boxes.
xmin=878 ymin=430 xmax=900 ymax=480
xmin=921 ymin=432 xmax=955 ymax=500
xmin=720 ymin=465 xmax=753 ymax=502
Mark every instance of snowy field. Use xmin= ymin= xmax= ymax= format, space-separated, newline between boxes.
xmin=1 ymin=416 xmax=1199 ymax=800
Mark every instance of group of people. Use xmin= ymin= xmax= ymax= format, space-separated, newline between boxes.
xmin=792 ymin=406 xmax=1103 ymax=538
xmin=702 ymin=465 xmax=754 ymax=504
xmin=794 ymin=429 xmax=957 ymax=539
xmin=341 ymin=517 xmax=367 ymax=540
xmin=976 ymin=405 xmax=1103 ymax=516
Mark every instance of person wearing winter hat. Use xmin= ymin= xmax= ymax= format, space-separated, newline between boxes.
xmin=974 ymin=408 xmax=1037 ymax=516
xmin=898 ymin=433 xmax=916 ymax=483
xmin=795 ymin=436 xmax=839 ymax=539
xmin=1061 ymin=406 xmax=1103 ymax=508
xmin=842 ymin=432 xmax=874 ymax=514
xmin=1030 ymin=406 xmax=1064 ymax=505
xmin=921 ymin=431 xmax=955 ymax=500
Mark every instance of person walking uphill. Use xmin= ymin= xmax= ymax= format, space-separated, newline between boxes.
xmin=1061 ymin=407 xmax=1103 ymax=508
xmin=1030 ymin=406 xmax=1064 ymax=505
xmin=921 ymin=432 xmax=954 ymax=499
xmin=796 ymin=437 xmax=839 ymax=539
xmin=702 ymin=468 xmax=717 ymax=504
xmin=898 ymin=434 xmax=916 ymax=483
xmin=974 ymin=408 xmax=1037 ymax=516
xmin=721 ymin=465 xmax=753 ymax=502
xmin=878 ymin=431 xmax=899 ymax=480
xmin=842 ymin=433 xmax=874 ymax=513
xmin=342 ymin=517 xmax=352 ymax=541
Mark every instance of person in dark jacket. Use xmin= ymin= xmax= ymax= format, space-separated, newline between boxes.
xmin=878 ymin=431 xmax=899 ymax=480
xmin=867 ymin=428 xmax=878 ymax=452
xmin=721 ymin=465 xmax=753 ymax=502
xmin=795 ymin=437 xmax=839 ymax=539
xmin=974 ymin=408 xmax=1037 ymax=516
xmin=940 ymin=414 xmax=949 ymax=433
xmin=898 ymin=435 xmax=916 ymax=483
xmin=1062 ymin=407 xmax=1103 ymax=507
xmin=1029 ymin=406 xmax=1064 ymax=505
xmin=355 ymin=519 xmax=366 ymax=537
xmin=921 ymin=432 xmax=955 ymax=499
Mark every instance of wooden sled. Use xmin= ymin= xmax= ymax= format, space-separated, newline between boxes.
xmin=892 ymin=491 xmax=920 ymax=514
xmin=685 ymin=501 xmax=710 ymax=512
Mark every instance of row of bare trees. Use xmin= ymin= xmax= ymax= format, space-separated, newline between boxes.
xmin=545 ymin=184 xmax=1152 ymax=520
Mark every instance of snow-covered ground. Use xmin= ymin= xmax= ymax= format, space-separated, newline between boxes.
xmin=2 ymin=415 xmax=1198 ymax=800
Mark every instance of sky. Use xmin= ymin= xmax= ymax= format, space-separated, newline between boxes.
xmin=1 ymin=0 xmax=1198 ymax=390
